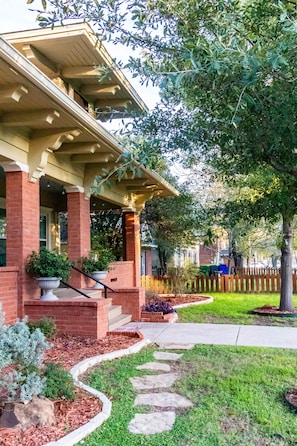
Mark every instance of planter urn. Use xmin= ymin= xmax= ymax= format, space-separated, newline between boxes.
xmin=36 ymin=277 xmax=61 ymax=301
xmin=91 ymin=271 xmax=108 ymax=289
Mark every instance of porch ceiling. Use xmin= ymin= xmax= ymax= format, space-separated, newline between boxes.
xmin=0 ymin=25 xmax=178 ymax=211
xmin=2 ymin=23 xmax=148 ymax=121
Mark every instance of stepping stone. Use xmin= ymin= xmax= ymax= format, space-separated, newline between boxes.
xmin=134 ymin=392 xmax=193 ymax=409
xmin=128 ymin=411 xmax=176 ymax=434
xmin=130 ymin=373 xmax=179 ymax=390
xmin=157 ymin=343 xmax=195 ymax=350
xmin=154 ymin=351 xmax=183 ymax=361
xmin=136 ymin=362 xmax=171 ymax=372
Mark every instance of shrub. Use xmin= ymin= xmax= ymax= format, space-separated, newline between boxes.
xmin=142 ymin=300 xmax=174 ymax=314
xmin=42 ymin=362 xmax=75 ymax=401
xmin=145 ymin=289 xmax=160 ymax=303
xmin=28 ymin=317 xmax=57 ymax=339
xmin=80 ymin=249 xmax=116 ymax=273
xmin=0 ymin=306 xmax=49 ymax=403
xmin=25 ymin=247 xmax=74 ymax=280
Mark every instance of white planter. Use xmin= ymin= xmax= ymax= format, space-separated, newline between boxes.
xmin=36 ymin=277 xmax=60 ymax=301
xmin=91 ymin=271 xmax=108 ymax=289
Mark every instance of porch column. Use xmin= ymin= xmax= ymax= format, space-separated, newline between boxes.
xmin=123 ymin=211 xmax=141 ymax=287
xmin=3 ymin=162 xmax=40 ymax=316
xmin=66 ymin=186 xmax=90 ymax=288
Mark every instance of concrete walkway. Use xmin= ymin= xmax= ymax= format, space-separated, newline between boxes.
xmin=119 ymin=322 xmax=297 ymax=349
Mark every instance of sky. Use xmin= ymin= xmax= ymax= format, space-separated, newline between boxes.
xmin=0 ymin=0 xmax=160 ymax=110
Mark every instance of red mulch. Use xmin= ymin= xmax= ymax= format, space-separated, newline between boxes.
xmin=252 ymin=304 xmax=297 ymax=316
xmin=0 ymin=333 xmax=140 ymax=446
xmin=158 ymin=294 xmax=211 ymax=306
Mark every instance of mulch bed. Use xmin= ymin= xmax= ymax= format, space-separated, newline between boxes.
xmin=252 ymin=304 xmax=297 ymax=317
xmin=158 ymin=294 xmax=211 ymax=306
xmin=285 ymin=389 xmax=297 ymax=410
xmin=0 ymin=333 xmax=140 ymax=446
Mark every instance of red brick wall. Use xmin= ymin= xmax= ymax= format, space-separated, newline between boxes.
xmin=0 ymin=267 xmax=19 ymax=324
xmin=123 ymin=213 xmax=141 ymax=287
xmin=67 ymin=191 xmax=91 ymax=288
xmin=199 ymin=244 xmax=217 ymax=265
xmin=111 ymin=287 xmax=145 ymax=321
xmin=6 ymin=171 xmax=40 ymax=315
xmin=105 ymin=261 xmax=134 ymax=288
xmin=24 ymin=298 xmax=111 ymax=339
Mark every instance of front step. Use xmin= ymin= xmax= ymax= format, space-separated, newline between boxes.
xmin=108 ymin=304 xmax=132 ymax=331
xmin=55 ymin=288 xmax=103 ymax=299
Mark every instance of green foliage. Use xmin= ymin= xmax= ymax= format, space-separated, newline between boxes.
xmin=27 ymin=317 xmax=57 ymax=339
xmin=25 ymin=247 xmax=74 ymax=280
xmin=81 ymin=249 xmax=116 ymax=273
xmin=0 ymin=306 xmax=49 ymax=402
xmin=168 ymin=263 xmax=200 ymax=294
xmin=42 ymin=362 xmax=75 ymax=401
xmin=91 ymin=214 xmax=123 ymax=260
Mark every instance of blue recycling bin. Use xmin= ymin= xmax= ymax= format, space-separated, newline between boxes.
xmin=218 ymin=264 xmax=228 ymax=275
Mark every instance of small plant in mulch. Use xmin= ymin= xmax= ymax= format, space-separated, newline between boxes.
xmin=42 ymin=362 xmax=75 ymax=401
xmin=28 ymin=317 xmax=57 ymax=339
xmin=145 ymin=289 xmax=160 ymax=303
xmin=142 ymin=300 xmax=174 ymax=315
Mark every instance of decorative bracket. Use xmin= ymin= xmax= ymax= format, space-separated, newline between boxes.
xmin=28 ymin=128 xmax=81 ymax=182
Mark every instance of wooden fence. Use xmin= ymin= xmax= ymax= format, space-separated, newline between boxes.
xmin=141 ymin=274 xmax=297 ymax=294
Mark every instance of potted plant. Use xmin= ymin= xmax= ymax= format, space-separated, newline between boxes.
xmin=25 ymin=247 xmax=74 ymax=300
xmin=80 ymin=249 xmax=115 ymax=289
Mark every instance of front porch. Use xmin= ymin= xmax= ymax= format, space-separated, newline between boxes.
xmin=0 ymin=23 xmax=178 ymax=337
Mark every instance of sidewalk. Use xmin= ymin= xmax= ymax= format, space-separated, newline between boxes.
xmin=119 ymin=322 xmax=297 ymax=349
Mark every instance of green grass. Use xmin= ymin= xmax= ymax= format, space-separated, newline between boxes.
xmin=80 ymin=344 xmax=297 ymax=446
xmin=177 ymin=293 xmax=297 ymax=326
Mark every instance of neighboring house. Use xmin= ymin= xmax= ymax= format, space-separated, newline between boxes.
xmin=0 ymin=23 xmax=177 ymax=337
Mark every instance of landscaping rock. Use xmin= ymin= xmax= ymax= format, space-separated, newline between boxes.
xmin=136 ymin=362 xmax=171 ymax=372
xmin=154 ymin=351 xmax=183 ymax=361
xmin=128 ymin=411 xmax=176 ymax=434
xmin=134 ymin=392 xmax=194 ymax=409
xmin=0 ymin=397 xmax=56 ymax=428
xmin=157 ymin=343 xmax=195 ymax=350
xmin=130 ymin=373 xmax=179 ymax=390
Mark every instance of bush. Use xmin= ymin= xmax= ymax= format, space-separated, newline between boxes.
xmin=25 ymin=247 xmax=74 ymax=280
xmin=0 ymin=306 xmax=49 ymax=403
xmin=145 ymin=289 xmax=160 ymax=303
xmin=28 ymin=317 xmax=57 ymax=339
xmin=81 ymin=249 xmax=116 ymax=273
xmin=142 ymin=300 xmax=174 ymax=314
xmin=42 ymin=362 xmax=75 ymax=401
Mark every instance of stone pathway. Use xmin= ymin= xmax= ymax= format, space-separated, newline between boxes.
xmin=128 ymin=347 xmax=194 ymax=435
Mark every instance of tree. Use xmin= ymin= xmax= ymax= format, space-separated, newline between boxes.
xmin=29 ymin=0 xmax=297 ymax=311
xmin=143 ymin=183 xmax=203 ymax=273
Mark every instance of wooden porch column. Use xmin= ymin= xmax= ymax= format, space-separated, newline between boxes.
xmin=66 ymin=186 xmax=90 ymax=288
xmin=123 ymin=211 xmax=141 ymax=287
xmin=3 ymin=163 xmax=40 ymax=317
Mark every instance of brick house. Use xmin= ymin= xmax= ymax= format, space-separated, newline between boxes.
xmin=0 ymin=23 xmax=177 ymax=338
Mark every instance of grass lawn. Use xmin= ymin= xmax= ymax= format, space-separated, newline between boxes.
xmin=176 ymin=293 xmax=297 ymax=326
xmin=82 ymin=344 xmax=297 ymax=446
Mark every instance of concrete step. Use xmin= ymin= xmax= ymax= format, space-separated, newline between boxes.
xmin=55 ymin=288 xmax=103 ymax=299
xmin=108 ymin=313 xmax=132 ymax=331
xmin=108 ymin=305 xmax=122 ymax=321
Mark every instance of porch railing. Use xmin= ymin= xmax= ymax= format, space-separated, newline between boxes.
xmin=61 ymin=266 xmax=114 ymax=299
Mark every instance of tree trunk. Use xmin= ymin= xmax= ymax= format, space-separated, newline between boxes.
xmin=279 ymin=215 xmax=294 ymax=311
